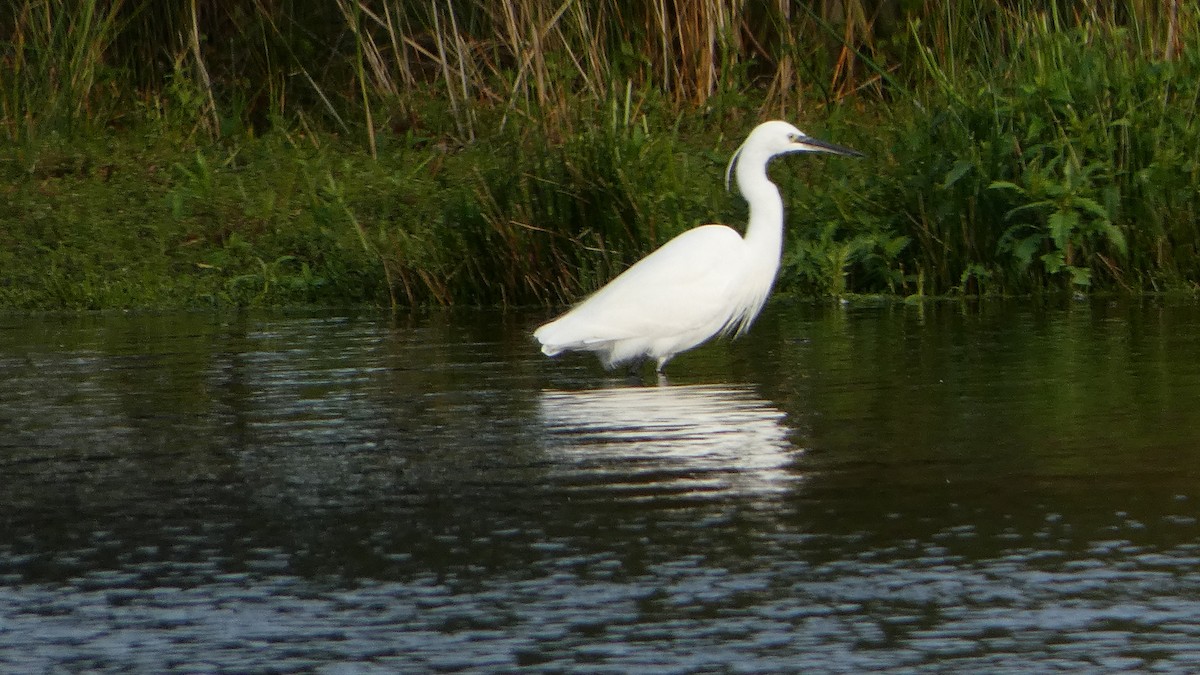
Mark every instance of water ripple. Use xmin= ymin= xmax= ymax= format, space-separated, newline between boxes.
xmin=5 ymin=305 xmax=1200 ymax=671
xmin=538 ymin=384 xmax=801 ymax=500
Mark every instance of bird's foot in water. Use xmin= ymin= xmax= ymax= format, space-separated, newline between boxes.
xmin=621 ymin=359 xmax=671 ymax=386
xmin=624 ymin=359 xmax=646 ymax=384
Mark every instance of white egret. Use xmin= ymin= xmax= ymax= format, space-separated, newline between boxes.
xmin=534 ymin=120 xmax=862 ymax=373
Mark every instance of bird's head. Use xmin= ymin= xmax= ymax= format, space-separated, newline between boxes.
xmin=725 ymin=120 xmax=863 ymax=191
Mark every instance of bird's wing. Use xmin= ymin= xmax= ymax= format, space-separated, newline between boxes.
xmin=537 ymin=225 xmax=747 ymax=346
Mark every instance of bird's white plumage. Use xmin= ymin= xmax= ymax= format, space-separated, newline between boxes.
xmin=535 ymin=120 xmax=860 ymax=373
xmin=535 ymin=224 xmax=748 ymax=368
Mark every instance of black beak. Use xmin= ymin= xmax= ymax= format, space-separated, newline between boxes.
xmin=799 ymin=136 xmax=864 ymax=158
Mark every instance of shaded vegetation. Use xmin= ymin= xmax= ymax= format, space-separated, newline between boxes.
xmin=0 ymin=1 xmax=1197 ymax=309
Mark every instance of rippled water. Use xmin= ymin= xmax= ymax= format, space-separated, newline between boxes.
xmin=3 ymin=301 xmax=1200 ymax=672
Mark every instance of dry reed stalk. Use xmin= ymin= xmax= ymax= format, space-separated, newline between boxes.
xmin=565 ymin=1 xmax=606 ymax=99
xmin=335 ymin=1 xmax=380 ymax=156
xmin=1165 ymin=0 xmax=1180 ymax=60
xmin=188 ymin=0 xmax=220 ymax=137
xmin=339 ymin=0 xmax=399 ymax=98
xmin=763 ymin=0 xmax=798 ymax=116
xmin=487 ymin=0 xmax=579 ymax=129
xmin=546 ymin=1 xmax=600 ymax=102
xmin=429 ymin=4 xmax=469 ymax=140
xmin=444 ymin=3 xmax=478 ymax=141
xmin=376 ymin=3 xmax=411 ymax=88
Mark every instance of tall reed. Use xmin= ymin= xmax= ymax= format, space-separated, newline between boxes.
xmin=2 ymin=1 xmax=1198 ymax=306
xmin=1 ymin=0 xmax=127 ymax=140
xmin=793 ymin=1 xmax=1200 ymax=297
xmin=5 ymin=1 xmax=1189 ymax=141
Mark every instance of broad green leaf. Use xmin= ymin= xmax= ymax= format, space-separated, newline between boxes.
xmin=988 ymin=180 xmax=1025 ymax=193
xmin=1072 ymin=196 xmax=1110 ymax=221
xmin=1048 ymin=209 xmax=1079 ymax=249
xmin=1041 ymin=251 xmax=1065 ymax=273
xmin=884 ymin=235 xmax=911 ymax=257
xmin=942 ymin=160 xmax=974 ymax=190
xmin=1013 ymin=235 xmax=1042 ymax=267
xmin=1105 ymin=223 xmax=1128 ymax=255
xmin=1004 ymin=199 xmax=1053 ymax=220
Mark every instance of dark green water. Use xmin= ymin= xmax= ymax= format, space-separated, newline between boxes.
xmin=3 ymin=300 xmax=1200 ymax=672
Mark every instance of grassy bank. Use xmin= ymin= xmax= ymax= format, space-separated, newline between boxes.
xmin=1 ymin=107 xmax=734 ymax=308
xmin=1 ymin=1 xmax=1198 ymax=309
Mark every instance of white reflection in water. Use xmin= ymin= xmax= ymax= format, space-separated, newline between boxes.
xmin=538 ymin=384 xmax=799 ymax=499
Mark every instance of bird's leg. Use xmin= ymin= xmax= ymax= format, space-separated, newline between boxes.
xmin=622 ymin=357 xmax=651 ymax=384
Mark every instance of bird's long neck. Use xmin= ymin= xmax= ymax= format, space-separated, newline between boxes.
xmin=719 ymin=147 xmax=787 ymax=336
xmin=736 ymin=153 xmax=785 ymax=264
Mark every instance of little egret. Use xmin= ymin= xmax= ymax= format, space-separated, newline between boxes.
xmin=534 ymin=120 xmax=862 ymax=373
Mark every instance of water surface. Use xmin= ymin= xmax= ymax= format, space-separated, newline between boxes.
xmin=3 ymin=300 xmax=1200 ymax=672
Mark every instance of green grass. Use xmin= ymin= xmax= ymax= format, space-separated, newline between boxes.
xmin=0 ymin=106 xmax=726 ymax=309
xmin=797 ymin=13 xmax=1200 ymax=297
xmin=1 ymin=1 xmax=1198 ymax=309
